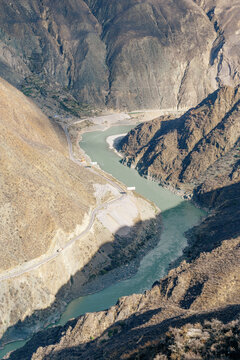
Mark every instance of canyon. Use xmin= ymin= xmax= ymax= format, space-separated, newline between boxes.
xmin=0 ymin=77 xmax=160 ymax=348
xmin=5 ymin=85 xmax=240 ymax=359
xmin=0 ymin=0 xmax=239 ymax=358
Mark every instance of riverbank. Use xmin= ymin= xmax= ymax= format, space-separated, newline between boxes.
xmin=4 ymin=124 xmax=207 ymax=360
xmin=83 ymin=113 xmax=195 ymax=200
xmin=1 ymin=113 xmax=204 ymax=359
xmin=0 ymin=119 xmax=161 ymax=357
xmin=106 ymin=133 xmax=126 ymax=157
xmin=106 ymin=133 xmax=194 ymax=200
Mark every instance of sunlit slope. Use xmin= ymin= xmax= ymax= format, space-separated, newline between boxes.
xmin=0 ymin=78 xmax=96 ymax=271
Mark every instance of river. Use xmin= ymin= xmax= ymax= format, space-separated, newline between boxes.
xmin=0 ymin=125 xmax=205 ymax=358
xmin=59 ymin=125 xmax=205 ymax=323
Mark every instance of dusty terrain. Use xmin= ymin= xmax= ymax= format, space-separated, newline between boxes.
xmin=194 ymin=0 xmax=240 ymax=86
xmin=0 ymin=77 xmax=161 ymax=344
xmin=0 ymin=77 xmax=96 ymax=270
xmin=9 ymin=87 xmax=240 ymax=359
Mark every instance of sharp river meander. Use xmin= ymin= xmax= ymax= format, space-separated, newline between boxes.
xmin=0 ymin=125 xmax=205 ymax=358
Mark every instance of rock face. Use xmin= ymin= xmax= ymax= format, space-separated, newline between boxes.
xmin=119 ymin=85 xmax=240 ymax=191
xmin=0 ymin=0 xmax=109 ymax=117
xmin=84 ymin=0 xmax=217 ymax=110
xmin=194 ymin=0 xmax=240 ymax=87
xmin=0 ymin=0 xmax=235 ymax=111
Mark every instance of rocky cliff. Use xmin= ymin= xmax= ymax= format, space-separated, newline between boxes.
xmin=119 ymin=84 xmax=240 ymax=277
xmin=1 ymin=0 xmax=239 ymax=112
xmin=0 ymin=0 xmax=109 ymax=117
xmin=119 ymin=85 xmax=240 ymax=194
xmin=194 ymin=0 xmax=240 ymax=87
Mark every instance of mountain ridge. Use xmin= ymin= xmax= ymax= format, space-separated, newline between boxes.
xmin=119 ymin=85 xmax=240 ymax=194
xmin=0 ymin=0 xmax=224 ymax=113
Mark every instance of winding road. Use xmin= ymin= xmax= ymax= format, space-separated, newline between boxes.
xmin=0 ymin=122 xmax=127 ymax=282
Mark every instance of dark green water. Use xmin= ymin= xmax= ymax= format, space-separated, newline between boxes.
xmin=0 ymin=125 xmax=205 ymax=358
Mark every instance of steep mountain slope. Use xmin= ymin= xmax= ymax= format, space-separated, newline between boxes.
xmin=6 ymin=179 xmax=240 ymax=359
xmin=119 ymin=86 xmax=240 ymax=193
xmin=0 ymin=0 xmax=228 ymax=111
xmin=194 ymin=0 xmax=240 ymax=87
xmin=0 ymin=77 xmax=161 ymax=344
xmin=0 ymin=76 xmax=96 ymax=270
xmin=0 ymin=0 xmax=109 ymax=115
xmin=6 ymin=113 xmax=240 ymax=360
xmin=84 ymin=0 xmax=217 ymax=110
xmin=0 ymin=75 xmax=97 ymax=338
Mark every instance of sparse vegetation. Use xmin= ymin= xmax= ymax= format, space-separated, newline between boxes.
xmin=108 ymin=330 xmax=113 ymax=337
xmin=128 ymin=318 xmax=240 ymax=359
xmin=19 ymin=75 xmax=93 ymax=118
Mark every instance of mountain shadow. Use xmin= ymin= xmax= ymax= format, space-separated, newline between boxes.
xmin=2 ymin=180 xmax=240 ymax=358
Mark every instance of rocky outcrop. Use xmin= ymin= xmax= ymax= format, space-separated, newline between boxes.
xmin=119 ymin=85 xmax=240 ymax=193
xmin=0 ymin=0 xmax=236 ymax=112
xmin=194 ymin=0 xmax=240 ymax=87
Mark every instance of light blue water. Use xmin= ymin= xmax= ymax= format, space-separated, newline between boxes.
xmin=0 ymin=125 xmax=205 ymax=358
xmin=59 ymin=125 xmax=205 ymax=324
xmin=80 ymin=126 xmax=183 ymax=212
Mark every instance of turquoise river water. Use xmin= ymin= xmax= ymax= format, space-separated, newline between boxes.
xmin=0 ymin=125 xmax=205 ymax=358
